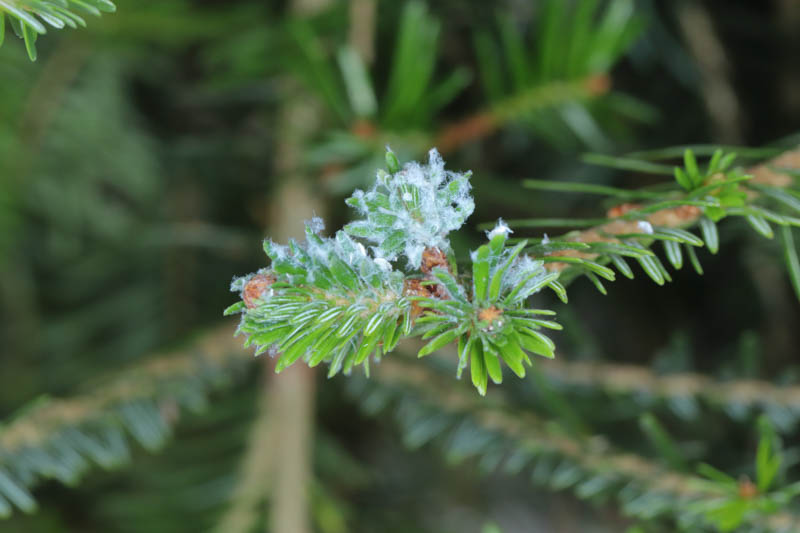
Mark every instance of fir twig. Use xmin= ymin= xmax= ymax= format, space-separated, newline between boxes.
xmin=435 ymin=75 xmax=610 ymax=154
xmin=0 ymin=325 xmax=247 ymax=517
xmin=529 ymin=147 xmax=800 ymax=274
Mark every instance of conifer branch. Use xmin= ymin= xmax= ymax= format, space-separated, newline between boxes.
xmin=295 ymin=0 xmax=642 ymax=189
xmin=502 ymin=146 xmax=800 ymax=294
xmin=228 ymin=149 xmax=563 ymax=395
xmin=419 ymin=337 xmax=800 ymax=432
xmin=0 ymin=325 xmax=246 ymax=517
xmin=5 ymin=319 xmax=798 ymax=528
xmin=230 ymin=146 xmax=800 ymax=396
xmin=356 ymin=357 xmax=800 ymax=532
xmin=0 ymin=0 xmax=116 ymax=61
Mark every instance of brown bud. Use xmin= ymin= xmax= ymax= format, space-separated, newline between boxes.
xmin=403 ymin=278 xmax=432 ymax=298
xmin=478 ymin=305 xmax=503 ymax=324
xmin=421 ymin=247 xmax=450 ymax=274
xmin=738 ymin=477 xmax=758 ymax=500
xmin=404 ymin=278 xmax=433 ymax=319
xmin=159 ymin=399 xmax=180 ymax=425
xmin=648 ymin=205 xmax=702 ymax=227
xmin=606 ymin=202 xmax=643 ymax=219
xmin=351 ymin=119 xmax=377 ymax=139
xmin=584 ymin=74 xmax=612 ymax=96
xmin=243 ymin=273 xmax=276 ymax=309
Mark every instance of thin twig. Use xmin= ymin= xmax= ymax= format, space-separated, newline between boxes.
xmin=435 ymin=75 xmax=610 ymax=154
xmin=542 ymin=147 xmax=800 ymax=272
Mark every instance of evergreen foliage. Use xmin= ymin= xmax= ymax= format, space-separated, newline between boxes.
xmin=227 ymin=149 xmax=562 ymax=393
xmin=349 ymin=358 xmax=800 ymax=532
xmin=508 ymin=147 xmax=800 ymax=294
xmin=472 ymin=0 xmax=645 ymax=149
xmin=0 ymin=0 xmax=115 ymax=60
xmin=1 ymin=1 xmax=800 ymax=532
xmin=0 ymin=326 xmax=247 ymax=518
xmin=229 ymin=146 xmax=800 ymax=400
xmin=343 ymin=149 xmax=474 ymax=268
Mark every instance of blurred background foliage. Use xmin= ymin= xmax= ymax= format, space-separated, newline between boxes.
xmin=1 ymin=0 xmax=800 ymax=531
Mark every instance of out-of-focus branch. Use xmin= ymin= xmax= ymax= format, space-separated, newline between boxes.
xmin=0 ymin=324 xmax=248 ymax=516
xmin=435 ymin=75 xmax=611 ymax=155
xmin=263 ymin=0 xmax=331 ymax=531
xmin=212 ymin=368 xmax=276 ymax=533
xmin=363 ymin=357 xmax=800 ymax=532
xmin=348 ymin=0 xmax=375 ymax=65
xmin=0 ymin=324 xmax=241 ymax=454
xmin=542 ymin=358 xmax=800 ymax=424
xmin=677 ymin=2 xmax=744 ymax=143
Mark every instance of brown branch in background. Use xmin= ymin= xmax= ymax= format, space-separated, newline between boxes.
xmin=212 ymin=368 xmax=277 ymax=533
xmin=265 ymin=179 xmax=320 ymax=533
xmin=340 ymin=73 xmax=611 ymax=156
xmin=420 ymin=335 xmax=800 ymax=424
xmin=261 ymin=0 xmax=337 ymax=531
xmin=266 ymin=69 xmax=324 ymax=533
xmin=8 ymin=318 xmax=800 ymax=479
xmin=348 ymin=0 xmax=376 ymax=64
xmin=435 ymin=111 xmax=496 ymax=155
xmin=677 ymin=2 xmax=744 ymax=144
xmin=750 ymin=149 xmax=800 ymax=188
xmin=542 ymin=147 xmax=800 ymax=272
xmin=265 ymin=360 xmax=316 ymax=533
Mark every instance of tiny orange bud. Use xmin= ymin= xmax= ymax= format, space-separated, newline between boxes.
xmin=243 ymin=273 xmax=276 ymax=309
xmin=420 ymin=247 xmax=450 ymax=274
xmin=404 ymin=278 xmax=434 ymax=319
xmin=351 ymin=119 xmax=377 ymax=139
xmin=738 ymin=477 xmax=758 ymax=500
xmin=584 ymin=74 xmax=612 ymax=96
xmin=606 ymin=202 xmax=642 ymax=219
xmin=478 ymin=306 xmax=503 ymax=323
